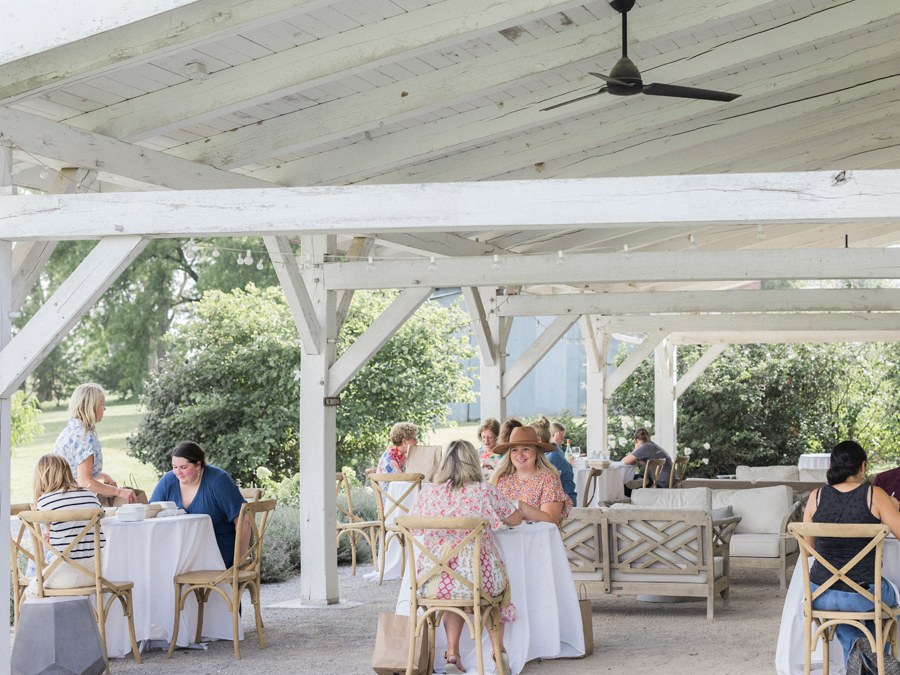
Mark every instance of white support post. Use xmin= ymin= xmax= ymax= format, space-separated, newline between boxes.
xmin=327 ymin=286 xmax=433 ymax=397
xmin=334 ymin=237 xmax=374 ymax=334
xmin=502 ymin=314 xmax=579 ymax=398
xmin=0 ymin=236 xmax=150 ymax=397
xmin=580 ymin=316 xmax=609 ymax=456
xmin=675 ymin=344 xmax=727 ymax=399
xmin=654 ymin=337 xmax=677 ymax=459
xmin=479 ymin=288 xmax=506 ymax=423
xmin=264 ymin=236 xmax=320 ymax=355
xmin=298 ymin=235 xmax=338 ymax=605
xmin=1 ymin=138 xmax=13 ymax=675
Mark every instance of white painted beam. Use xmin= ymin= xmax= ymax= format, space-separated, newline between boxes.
xmin=579 ymin=315 xmax=603 ymax=374
xmin=327 ymin=287 xmax=434 ymax=397
xmin=263 ymin=236 xmax=320 ymax=355
xmin=498 ymin=289 xmax=900 ymax=317
xmin=4 ymin=171 xmax=898 ymax=241
xmin=0 ymin=107 xmax=271 ymax=192
xmin=374 ymin=233 xmax=507 ymax=258
xmin=605 ymin=332 xmax=666 ymax=397
xmin=335 ymin=236 xmax=374 ymax=334
xmin=597 ymin=313 xmax=900 ymax=336
xmin=0 ymin=0 xmax=327 ymax=102
xmin=675 ymin=344 xmax=727 ymax=399
xmin=0 ymin=236 xmax=150 ymax=397
xmin=67 ymin=0 xmax=591 ymax=143
xmin=654 ymin=338 xmax=677 ymax=456
xmin=502 ymin=314 xmax=579 ymax=397
xmin=580 ymin=316 xmax=608 ymax=457
xmin=1 ymin=142 xmax=12 ymax=673
xmin=462 ymin=287 xmax=496 ymax=368
xmin=671 ymin=331 xmax=900 ymax=345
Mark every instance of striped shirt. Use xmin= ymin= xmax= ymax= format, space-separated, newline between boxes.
xmin=36 ymin=489 xmax=105 ymax=561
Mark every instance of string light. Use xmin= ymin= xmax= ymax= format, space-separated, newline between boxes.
xmin=366 ymin=255 xmax=375 ymax=271
xmin=756 ymin=225 xmax=766 ymax=240
xmin=39 ymin=167 xmax=49 ymax=179
xmin=688 ymin=235 xmax=698 ymax=251
xmin=256 ymin=260 xmax=264 ymax=270
xmin=184 ymin=238 xmax=196 ymax=260
xmin=244 ymin=249 xmax=253 ymax=265
xmin=556 ymin=250 xmax=566 ymax=266
xmin=428 ymin=256 xmax=437 ymax=271
xmin=212 ymin=246 xmax=220 ymax=258
xmin=492 ymin=254 xmax=501 ymax=270
xmin=236 ymin=252 xmax=244 ymax=265
xmin=623 ymin=244 xmax=632 ymax=259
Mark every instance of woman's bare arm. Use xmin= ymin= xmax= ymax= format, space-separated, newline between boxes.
xmin=76 ymin=456 xmax=137 ymax=503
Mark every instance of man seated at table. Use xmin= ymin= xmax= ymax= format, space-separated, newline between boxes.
xmin=622 ymin=428 xmax=676 ymax=496
xmin=872 ymin=466 xmax=900 ymax=509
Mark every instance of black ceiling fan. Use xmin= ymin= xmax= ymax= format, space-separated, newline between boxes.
xmin=541 ymin=0 xmax=740 ymax=111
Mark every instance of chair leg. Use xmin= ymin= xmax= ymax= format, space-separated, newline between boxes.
xmin=122 ymin=591 xmax=143 ymax=664
xmin=96 ymin=592 xmax=110 ymax=675
xmin=251 ymin=582 xmax=265 ymax=649
xmin=167 ymin=583 xmax=185 ymax=658
xmin=399 ymin=534 xmax=406 ymax=578
xmin=232 ymin=584 xmax=242 ymax=660
xmin=350 ymin=531 xmax=358 ymax=576
xmin=473 ymin=606 xmax=485 ymax=675
xmin=490 ymin=608 xmax=504 ymax=675
xmin=195 ymin=588 xmax=209 ymax=644
xmin=405 ymin=611 xmax=418 ymax=675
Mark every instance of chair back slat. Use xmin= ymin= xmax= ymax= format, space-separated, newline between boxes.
xmin=231 ymin=499 xmax=278 ymax=583
xmin=583 ymin=468 xmax=603 ymax=507
xmin=368 ymin=473 xmax=425 ymax=524
xmin=335 ymin=473 xmax=357 ymax=522
xmin=239 ymin=487 xmax=264 ymax=502
xmin=643 ymin=459 xmax=665 ymax=488
xmin=671 ymin=457 xmax=690 ymax=488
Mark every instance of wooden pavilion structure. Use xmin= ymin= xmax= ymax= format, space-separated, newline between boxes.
xmin=2 ymin=1 xmax=900 ymax=668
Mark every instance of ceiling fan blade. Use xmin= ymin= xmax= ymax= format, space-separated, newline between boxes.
xmin=642 ymin=82 xmax=740 ymax=102
xmin=540 ymin=88 xmax=608 ymax=111
xmin=588 ymin=72 xmax=635 ymax=88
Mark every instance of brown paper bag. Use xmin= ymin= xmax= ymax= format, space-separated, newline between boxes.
xmin=579 ymin=584 xmax=594 ymax=656
xmin=406 ymin=445 xmax=442 ymax=482
xmin=96 ymin=473 xmax=149 ymax=508
xmin=372 ymin=611 xmax=429 ymax=675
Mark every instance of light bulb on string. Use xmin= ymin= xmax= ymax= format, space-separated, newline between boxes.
xmin=623 ymin=244 xmax=632 ymax=259
xmin=39 ymin=167 xmax=49 ymax=179
xmin=556 ymin=250 xmax=566 ymax=266
xmin=366 ymin=255 xmax=375 ymax=271
xmin=184 ymin=238 xmax=195 ymax=260
xmin=756 ymin=225 xmax=766 ymax=240
xmin=244 ymin=249 xmax=253 ymax=265
xmin=192 ymin=240 xmax=200 ymax=253
xmin=237 ymin=253 xmax=244 ymax=265
xmin=428 ymin=256 xmax=437 ymax=271
xmin=212 ymin=246 xmax=220 ymax=258
xmin=256 ymin=260 xmax=264 ymax=270
xmin=492 ymin=254 xmax=501 ymax=270
xmin=689 ymin=235 xmax=698 ymax=251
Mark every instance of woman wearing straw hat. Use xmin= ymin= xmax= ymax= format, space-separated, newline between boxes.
xmin=490 ymin=426 xmax=573 ymax=525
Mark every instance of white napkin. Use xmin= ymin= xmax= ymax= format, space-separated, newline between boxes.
xmin=156 ymin=508 xmax=186 ymax=518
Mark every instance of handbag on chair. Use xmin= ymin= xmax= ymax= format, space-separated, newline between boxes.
xmin=372 ymin=610 xmax=429 ymax=675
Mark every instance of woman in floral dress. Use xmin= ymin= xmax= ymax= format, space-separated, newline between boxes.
xmin=409 ymin=440 xmax=522 ymax=674
xmin=376 ymin=422 xmax=418 ymax=474
xmin=490 ymin=426 xmax=573 ymax=525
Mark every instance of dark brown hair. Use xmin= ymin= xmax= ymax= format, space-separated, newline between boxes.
xmin=172 ymin=441 xmax=207 ymax=468
xmin=633 ymin=428 xmax=651 ymax=444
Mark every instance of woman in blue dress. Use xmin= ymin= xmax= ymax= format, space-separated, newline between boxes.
xmin=150 ymin=441 xmax=249 ymax=569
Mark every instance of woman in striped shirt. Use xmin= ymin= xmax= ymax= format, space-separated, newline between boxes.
xmin=26 ymin=454 xmax=105 ymax=595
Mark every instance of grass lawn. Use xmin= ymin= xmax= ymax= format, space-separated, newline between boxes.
xmin=12 ymin=399 xmax=161 ymax=503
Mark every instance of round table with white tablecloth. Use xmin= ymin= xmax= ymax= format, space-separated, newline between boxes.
xmin=776 ymin=538 xmax=900 ymax=675
xmin=573 ymin=462 xmax=636 ymax=507
xmin=363 ymin=480 xmax=422 ymax=582
xmin=798 ymin=453 xmax=832 ymax=471
xmin=396 ymin=520 xmax=584 ymax=675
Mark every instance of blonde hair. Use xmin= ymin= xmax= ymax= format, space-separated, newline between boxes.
xmin=68 ymin=383 xmax=105 ymax=438
xmin=389 ymin=422 xmax=418 ymax=446
xmin=477 ymin=418 xmax=500 ymax=439
xmin=433 ymin=440 xmax=483 ymax=491
xmin=550 ymin=421 xmax=566 ymax=436
xmin=490 ymin=446 xmax=559 ymax=485
xmin=530 ymin=415 xmax=551 ymax=443
xmin=33 ymin=454 xmax=81 ymax=504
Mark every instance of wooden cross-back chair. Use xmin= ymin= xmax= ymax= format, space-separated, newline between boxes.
xmin=10 ymin=502 xmax=37 ymax=631
xmin=394 ymin=516 xmax=505 ymax=675
xmin=18 ymin=508 xmax=142 ymax=673
xmin=788 ymin=522 xmax=899 ymax=675
xmin=239 ymin=487 xmax=264 ymax=502
xmin=167 ymin=498 xmax=277 ymax=661
xmin=671 ymin=457 xmax=690 ymax=488
xmin=582 ymin=468 xmax=604 ymax=507
xmin=367 ymin=473 xmax=424 ymax=585
xmin=642 ymin=459 xmax=666 ymax=488
xmin=336 ymin=472 xmax=379 ymax=575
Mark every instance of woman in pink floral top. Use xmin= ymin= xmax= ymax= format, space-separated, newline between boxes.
xmin=376 ymin=422 xmax=418 ymax=474
xmin=490 ymin=426 xmax=573 ymax=525
xmin=409 ymin=440 xmax=522 ymax=674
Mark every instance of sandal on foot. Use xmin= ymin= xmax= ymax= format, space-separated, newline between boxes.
xmin=491 ymin=650 xmax=510 ymax=675
xmin=445 ymin=649 xmax=466 ymax=674
xmin=856 ymin=637 xmax=900 ymax=675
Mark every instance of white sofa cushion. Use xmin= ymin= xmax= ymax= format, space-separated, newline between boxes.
xmin=630 ymin=487 xmax=711 ymax=511
xmin=722 ymin=485 xmax=793 ymax=534
xmin=730 ymin=533 xmax=798 ymax=558
xmin=736 ymin=465 xmax=800 ymax=482
xmin=799 ymin=468 xmax=828 ymax=483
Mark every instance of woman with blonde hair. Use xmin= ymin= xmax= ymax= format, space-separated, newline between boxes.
xmin=26 ymin=454 xmax=105 ymax=594
xmin=533 ymin=416 xmax=577 ymax=507
xmin=477 ymin=417 xmax=501 ymax=468
xmin=53 ymin=383 xmax=137 ymax=504
xmin=491 ymin=426 xmax=572 ymax=525
xmin=409 ymin=440 xmax=522 ymax=674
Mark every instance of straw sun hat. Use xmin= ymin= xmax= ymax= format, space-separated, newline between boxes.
xmin=491 ymin=426 xmax=557 ymax=455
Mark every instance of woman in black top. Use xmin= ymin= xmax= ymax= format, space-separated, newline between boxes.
xmin=803 ymin=440 xmax=900 ymax=675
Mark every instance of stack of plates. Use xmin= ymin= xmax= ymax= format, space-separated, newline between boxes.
xmin=116 ymin=504 xmax=146 ymax=522
xmin=588 ymin=460 xmax=611 ymax=469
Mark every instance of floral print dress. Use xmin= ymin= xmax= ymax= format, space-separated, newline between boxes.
xmin=53 ymin=418 xmax=103 ymax=479
xmin=409 ymin=480 xmax=518 ymax=623
xmin=496 ymin=470 xmax=573 ymax=524
xmin=377 ymin=446 xmax=407 ymax=474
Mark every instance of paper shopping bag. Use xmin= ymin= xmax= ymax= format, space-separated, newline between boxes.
xmin=406 ymin=445 xmax=443 ymax=482
xmin=579 ymin=584 xmax=594 ymax=656
xmin=372 ymin=611 xmax=429 ymax=675
xmin=96 ymin=473 xmax=150 ymax=507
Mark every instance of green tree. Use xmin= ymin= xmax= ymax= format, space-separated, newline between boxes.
xmin=11 ymin=391 xmax=43 ymax=448
xmin=127 ymin=285 xmax=476 ymax=484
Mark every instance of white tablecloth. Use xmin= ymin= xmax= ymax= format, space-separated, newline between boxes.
xmin=798 ymin=454 xmax=831 ymax=470
xmin=776 ymin=539 xmax=900 ymax=675
xmin=573 ymin=462 xmax=636 ymax=507
xmin=364 ymin=480 xmax=422 ymax=582
xmin=396 ymin=521 xmax=584 ymax=674
xmin=100 ymin=513 xmax=241 ymax=657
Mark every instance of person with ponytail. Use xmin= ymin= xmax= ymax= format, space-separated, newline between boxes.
xmin=803 ymin=440 xmax=900 ymax=674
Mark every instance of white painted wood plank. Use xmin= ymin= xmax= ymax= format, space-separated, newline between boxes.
xmin=0 ymin=237 xmax=11 ymax=673
xmin=502 ymin=314 xmax=578 ymax=396
xmin=671 ymin=331 xmax=900 ymax=345
xmin=654 ymin=338 xmax=677 ymax=455
xmin=5 ymin=171 xmax=898 ymax=241
xmin=374 ymin=232 xmax=506 ymax=257
xmin=605 ymin=332 xmax=666 ymax=396
xmin=327 ymin=286 xmax=433 ymax=396
xmin=461 ymin=287 xmax=495 ymax=367
xmin=675 ymin=344 xmax=726 ymax=399
xmin=0 ymin=236 xmax=150 ymax=397
xmin=498 ymin=289 xmax=900 ymax=317
xmin=598 ymin=313 xmax=900 ymax=336
xmin=263 ymin=236 xmax=321 ymax=354
xmin=334 ymin=236 xmax=374 ymax=333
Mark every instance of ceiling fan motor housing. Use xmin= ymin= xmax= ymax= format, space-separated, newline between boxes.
xmin=607 ymin=57 xmax=643 ymax=96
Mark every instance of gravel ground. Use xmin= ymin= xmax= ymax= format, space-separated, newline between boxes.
xmin=73 ymin=562 xmax=790 ymax=675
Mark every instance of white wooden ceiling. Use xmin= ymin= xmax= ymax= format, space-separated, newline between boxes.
xmin=2 ymin=0 xmax=899 ymax=294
